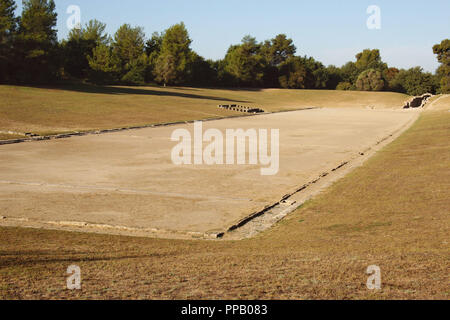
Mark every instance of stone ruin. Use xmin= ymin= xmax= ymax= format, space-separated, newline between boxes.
xmin=218 ymin=104 xmax=265 ymax=114
xmin=403 ymin=93 xmax=433 ymax=109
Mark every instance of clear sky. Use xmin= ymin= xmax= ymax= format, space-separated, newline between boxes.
xmin=16 ymin=0 xmax=450 ymax=72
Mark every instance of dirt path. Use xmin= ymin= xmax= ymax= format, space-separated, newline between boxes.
xmin=0 ymin=108 xmax=420 ymax=239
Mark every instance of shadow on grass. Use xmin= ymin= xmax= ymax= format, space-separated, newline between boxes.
xmin=0 ymin=250 xmax=158 ymax=267
xmin=19 ymin=83 xmax=252 ymax=103
xmin=207 ymin=87 xmax=264 ymax=92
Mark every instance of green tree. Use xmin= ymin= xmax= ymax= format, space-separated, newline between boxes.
xmin=339 ymin=61 xmax=359 ymax=85
xmin=355 ymin=49 xmax=387 ymax=72
xmin=186 ymin=52 xmax=217 ymax=86
xmin=301 ymin=56 xmax=329 ymax=89
xmin=112 ymin=24 xmax=147 ymax=83
xmin=223 ymin=35 xmax=265 ymax=87
xmin=145 ymin=32 xmax=162 ymax=56
xmin=121 ymin=52 xmax=148 ymax=85
xmin=433 ymin=39 xmax=450 ymax=93
xmin=216 ymin=58 xmax=237 ymax=86
xmin=278 ymin=56 xmax=307 ymax=88
xmin=0 ymin=0 xmax=17 ymax=82
xmin=355 ymin=69 xmax=385 ymax=91
xmin=383 ymin=67 xmax=400 ymax=91
xmin=16 ymin=0 xmax=59 ymax=82
xmin=63 ymin=20 xmax=108 ymax=79
xmin=325 ymin=65 xmax=342 ymax=90
xmin=144 ymin=32 xmax=163 ymax=82
xmin=0 ymin=0 xmax=16 ymax=43
xmin=83 ymin=19 xmax=108 ymax=45
xmin=260 ymin=34 xmax=296 ymax=87
xmin=154 ymin=22 xmax=192 ymax=85
xmin=154 ymin=53 xmax=176 ymax=86
xmin=113 ymin=24 xmax=145 ymax=68
xmin=393 ymin=67 xmax=436 ymax=96
xmin=261 ymin=34 xmax=296 ymax=67
xmin=87 ymin=43 xmax=120 ymax=83
xmin=339 ymin=49 xmax=387 ymax=89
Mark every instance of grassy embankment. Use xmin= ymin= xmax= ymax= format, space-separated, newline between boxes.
xmin=0 ymin=84 xmax=409 ymax=138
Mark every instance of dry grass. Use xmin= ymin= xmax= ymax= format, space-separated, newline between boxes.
xmin=0 ymin=133 xmax=24 ymax=140
xmin=1 ymin=100 xmax=448 ymax=300
xmin=430 ymin=94 xmax=450 ymax=111
xmin=0 ymin=84 xmax=409 ymax=137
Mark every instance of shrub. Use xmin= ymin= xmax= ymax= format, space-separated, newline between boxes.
xmin=336 ymin=82 xmax=353 ymax=91
xmin=355 ymin=69 xmax=385 ymax=91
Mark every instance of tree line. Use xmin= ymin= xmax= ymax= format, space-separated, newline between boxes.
xmin=1 ymin=0 xmax=449 ymax=95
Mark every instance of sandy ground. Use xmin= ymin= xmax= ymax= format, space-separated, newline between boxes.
xmin=0 ymin=108 xmax=419 ymax=237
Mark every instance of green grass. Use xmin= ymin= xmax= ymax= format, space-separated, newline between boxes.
xmin=0 ymin=84 xmax=410 ymax=138
xmin=1 ymin=103 xmax=448 ymax=300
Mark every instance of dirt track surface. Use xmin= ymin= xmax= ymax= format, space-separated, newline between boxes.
xmin=0 ymin=108 xmax=419 ymax=238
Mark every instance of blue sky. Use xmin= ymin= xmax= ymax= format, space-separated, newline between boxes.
xmin=16 ymin=0 xmax=450 ymax=72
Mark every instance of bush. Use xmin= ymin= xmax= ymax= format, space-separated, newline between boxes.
xmin=336 ymin=82 xmax=353 ymax=90
xmin=355 ymin=69 xmax=385 ymax=91
xmin=393 ymin=67 xmax=437 ymax=96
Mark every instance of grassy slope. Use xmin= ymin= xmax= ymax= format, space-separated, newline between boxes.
xmin=0 ymin=133 xmax=24 ymax=140
xmin=0 ymin=98 xmax=448 ymax=300
xmin=431 ymin=94 xmax=450 ymax=111
xmin=0 ymin=84 xmax=409 ymax=136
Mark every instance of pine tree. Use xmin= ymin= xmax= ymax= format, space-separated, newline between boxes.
xmin=112 ymin=24 xmax=146 ymax=83
xmin=0 ymin=0 xmax=17 ymax=82
xmin=16 ymin=0 xmax=58 ymax=83
xmin=433 ymin=39 xmax=450 ymax=93
xmin=154 ymin=22 xmax=192 ymax=85
xmin=87 ymin=44 xmax=120 ymax=84
xmin=223 ymin=36 xmax=265 ymax=87
xmin=63 ymin=20 xmax=108 ymax=79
